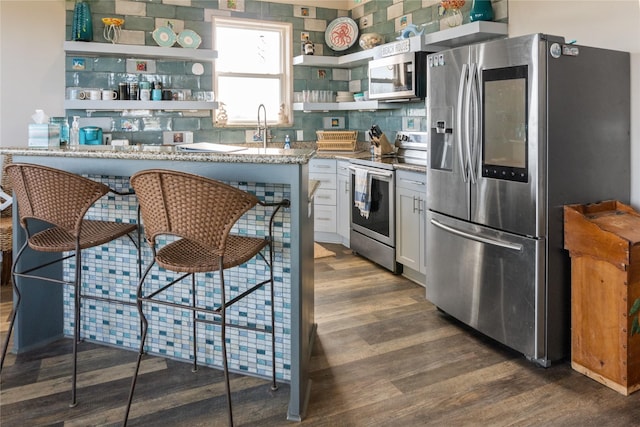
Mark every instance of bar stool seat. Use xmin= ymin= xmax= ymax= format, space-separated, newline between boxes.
xmin=0 ymin=163 xmax=139 ymax=408
xmin=124 ymin=169 xmax=289 ymax=426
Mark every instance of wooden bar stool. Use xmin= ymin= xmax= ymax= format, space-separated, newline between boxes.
xmin=123 ymin=169 xmax=289 ymax=426
xmin=0 ymin=163 xmax=139 ymax=407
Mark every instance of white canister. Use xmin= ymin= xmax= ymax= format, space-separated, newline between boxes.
xmin=140 ymin=88 xmax=151 ymax=101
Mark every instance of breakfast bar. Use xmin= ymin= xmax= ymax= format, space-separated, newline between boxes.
xmin=0 ymin=145 xmax=316 ymax=422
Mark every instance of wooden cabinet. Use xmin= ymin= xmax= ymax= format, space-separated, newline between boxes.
xmin=564 ymin=200 xmax=640 ymax=396
xmin=396 ymin=170 xmax=426 ymax=286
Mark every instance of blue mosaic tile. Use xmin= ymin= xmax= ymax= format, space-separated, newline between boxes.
xmin=62 ymin=176 xmax=293 ymax=382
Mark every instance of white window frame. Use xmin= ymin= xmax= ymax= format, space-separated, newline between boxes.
xmin=212 ymin=17 xmax=293 ymax=127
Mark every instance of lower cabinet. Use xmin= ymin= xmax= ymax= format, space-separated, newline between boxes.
xmin=395 ymin=169 xmax=427 ymax=286
xmin=309 ymin=158 xmax=350 ymax=246
xmin=336 ymin=160 xmax=350 ymax=246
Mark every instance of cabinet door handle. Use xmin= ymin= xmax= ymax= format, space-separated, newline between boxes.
xmin=400 ymin=178 xmax=425 ymax=186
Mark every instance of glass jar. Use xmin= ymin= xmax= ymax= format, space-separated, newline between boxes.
xmin=50 ymin=117 xmax=69 ymax=146
xmin=445 ymin=8 xmax=463 ymax=27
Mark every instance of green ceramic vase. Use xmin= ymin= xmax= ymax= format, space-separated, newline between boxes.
xmin=469 ymin=0 xmax=494 ymax=22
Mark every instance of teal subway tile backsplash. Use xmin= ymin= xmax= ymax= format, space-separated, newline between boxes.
xmin=66 ymin=0 xmax=508 ymax=142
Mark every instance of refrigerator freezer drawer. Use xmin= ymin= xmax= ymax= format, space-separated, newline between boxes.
xmin=426 ymin=211 xmax=546 ymax=364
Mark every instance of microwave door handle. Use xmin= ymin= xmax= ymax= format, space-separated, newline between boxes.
xmin=456 ymin=63 xmax=469 ymax=183
xmin=464 ymin=62 xmax=477 ymax=184
xmin=430 ymin=218 xmax=523 ymax=251
xmin=469 ymin=62 xmax=480 ymax=183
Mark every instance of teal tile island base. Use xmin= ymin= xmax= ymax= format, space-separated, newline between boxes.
xmin=1 ymin=146 xmax=316 ymax=422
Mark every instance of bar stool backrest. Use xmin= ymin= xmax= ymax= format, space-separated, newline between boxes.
xmin=130 ymin=169 xmax=260 ymax=255
xmin=6 ymin=163 xmax=111 ymax=234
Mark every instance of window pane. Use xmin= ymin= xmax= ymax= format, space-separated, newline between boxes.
xmin=216 ymin=27 xmax=281 ymax=74
xmin=218 ymin=76 xmax=281 ymax=122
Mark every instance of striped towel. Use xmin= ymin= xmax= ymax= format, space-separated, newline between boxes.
xmin=353 ymin=167 xmax=372 ymax=219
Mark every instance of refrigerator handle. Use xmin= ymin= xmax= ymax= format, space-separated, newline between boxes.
xmin=456 ymin=63 xmax=469 ymax=183
xmin=430 ymin=218 xmax=523 ymax=251
xmin=465 ymin=62 xmax=477 ymax=184
xmin=469 ymin=62 xmax=480 ymax=183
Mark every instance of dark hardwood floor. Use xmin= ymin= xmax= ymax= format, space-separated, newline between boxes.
xmin=2 ymin=244 xmax=639 ymax=426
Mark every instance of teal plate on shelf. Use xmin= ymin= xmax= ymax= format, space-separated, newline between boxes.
xmin=152 ymin=26 xmax=177 ymax=47
xmin=177 ymin=30 xmax=202 ymax=49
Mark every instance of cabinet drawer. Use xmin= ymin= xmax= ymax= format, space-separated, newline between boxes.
xmin=396 ymin=170 xmax=426 ymax=193
xmin=309 ymin=172 xmax=337 ymax=190
xmin=314 ymin=205 xmax=337 ymax=233
xmin=309 ymin=158 xmax=337 ymax=174
xmin=314 ymin=188 xmax=337 ymax=206
xmin=337 ymin=160 xmax=350 ymax=176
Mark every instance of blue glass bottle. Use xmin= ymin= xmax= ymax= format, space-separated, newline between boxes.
xmin=469 ymin=0 xmax=494 ymax=22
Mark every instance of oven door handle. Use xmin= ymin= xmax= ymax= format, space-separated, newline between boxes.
xmin=348 ymin=165 xmax=393 ymax=179
xmin=430 ymin=218 xmax=523 ymax=251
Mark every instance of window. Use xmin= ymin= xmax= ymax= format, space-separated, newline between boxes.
xmin=213 ymin=17 xmax=292 ymax=127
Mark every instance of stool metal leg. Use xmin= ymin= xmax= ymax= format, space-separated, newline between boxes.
xmin=70 ymin=245 xmax=82 ymax=408
xmin=219 ymin=262 xmax=233 ymax=427
xmin=191 ymin=273 xmax=198 ymax=373
xmin=268 ymin=243 xmax=278 ymax=391
xmin=123 ymin=260 xmax=153 ymax=426
xmin=0 ymin=241 xmax=26 ymax=370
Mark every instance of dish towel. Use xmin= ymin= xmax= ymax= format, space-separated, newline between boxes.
xmin=353 ymin=167 xmax=372 ymax=219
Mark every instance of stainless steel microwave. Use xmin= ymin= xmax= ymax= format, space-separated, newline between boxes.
xmin=368 ymin=52 xmax=428 ymax=101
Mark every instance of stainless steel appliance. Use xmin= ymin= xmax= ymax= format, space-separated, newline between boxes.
xmin=426 ymin=34 xmax=630 ymax=367
xmin=349 ymin=160 xmax=398 ymax=273
xmin=349 ymin=131 xmax=428 ymax=273
xmin=368 ymin=52 xmax=428 ymax=101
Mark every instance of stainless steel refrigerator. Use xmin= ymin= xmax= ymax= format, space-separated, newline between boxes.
xmin=425 ymin=34 xmax=630 ymax=367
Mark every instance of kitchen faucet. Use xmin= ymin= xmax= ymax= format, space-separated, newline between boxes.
xmin=257 ymin=104 xmax=268 ymax=149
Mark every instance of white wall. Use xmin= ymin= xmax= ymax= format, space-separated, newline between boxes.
xmin=0 ymin=0 xmax=65 ymax=149
xmin=507 ymin=0 xmax=640 ymax=209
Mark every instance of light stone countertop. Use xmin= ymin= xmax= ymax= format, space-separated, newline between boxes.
xmin=0 ymin=144 xmax=316 ymax=165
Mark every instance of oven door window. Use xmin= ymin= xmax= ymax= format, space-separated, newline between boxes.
xmin=351 ymin=176 xmax=391 ymax=238
xmin=482 ymin=65 xmax=528 ymax=183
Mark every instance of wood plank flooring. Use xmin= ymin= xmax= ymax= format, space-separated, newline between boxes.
xmin=2 ymin=244 xmax=639 ymax=426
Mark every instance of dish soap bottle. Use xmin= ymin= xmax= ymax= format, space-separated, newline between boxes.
xmin=70 ymin=116 xmax=80 ymax=146
xmin=284 ymin=135 xmax=291 ymax=149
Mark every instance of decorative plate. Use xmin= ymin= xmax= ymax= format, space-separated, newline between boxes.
xmin=325 ymin=17 xmax=359 ymax=52
xmin=152 ymin=26 xmax=177 ymax=47
xmin=177 ymin=29 xmax=202 ymax=49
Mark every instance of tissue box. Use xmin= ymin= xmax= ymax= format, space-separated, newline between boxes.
xmin=28 ymin=124 xmax=60 ymax=148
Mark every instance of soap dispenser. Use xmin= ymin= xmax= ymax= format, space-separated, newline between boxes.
xmin=70 ymin=116 xmax=80 ymax=146
xmin=284 ymin=135 xmax=291 ymax=149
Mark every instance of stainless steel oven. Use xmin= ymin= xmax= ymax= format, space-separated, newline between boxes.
xmin=348 ymin=161 xmax=399 ymax=273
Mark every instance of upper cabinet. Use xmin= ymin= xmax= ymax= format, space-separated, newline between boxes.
xmin=63 ymin=42 xmax=217 ymax=111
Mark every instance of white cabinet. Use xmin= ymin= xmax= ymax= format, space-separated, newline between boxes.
xmin=396 ymin=170 xmax=427 ymax=286
xmin=63 ymin=41 xmax=217 ymax=111
xmin=336 ymin=160 xmax=351 ymax=246
xmin=310 ymin=158 xmax=338 ymax=238
xmin=310 ymin=158 xmax=350 ymax=246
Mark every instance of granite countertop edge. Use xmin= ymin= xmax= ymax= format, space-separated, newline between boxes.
xmin=0 ymin=146 xmax=316 ymax=165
